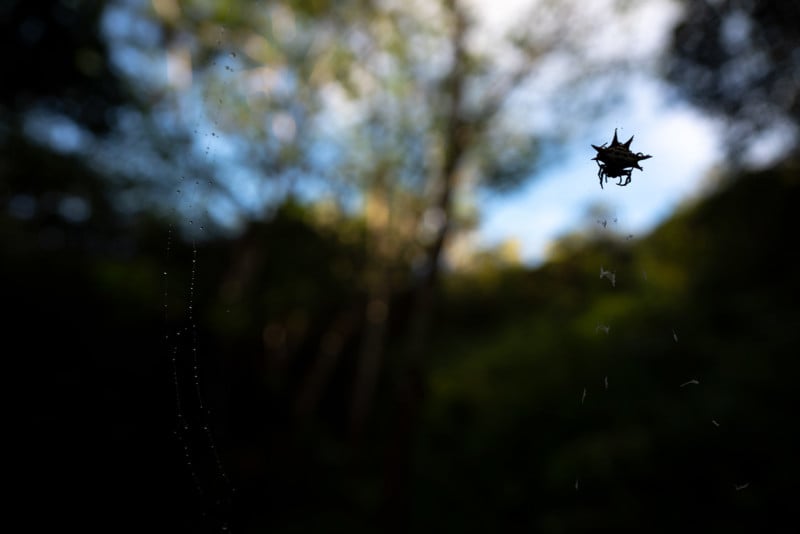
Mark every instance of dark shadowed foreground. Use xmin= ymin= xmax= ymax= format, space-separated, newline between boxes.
xmin=7 ymin=155 xmax=799 ymax=532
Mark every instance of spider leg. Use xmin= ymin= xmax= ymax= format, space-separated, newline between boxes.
xmin=597 ymin=165 xmax=605 ymax=189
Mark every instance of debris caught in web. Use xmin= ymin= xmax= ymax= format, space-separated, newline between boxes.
xmin=600 ymin=266 xmax=616 ymax=288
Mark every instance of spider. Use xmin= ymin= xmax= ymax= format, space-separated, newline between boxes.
xmin=591 ymin=129 xmax=652 ymax=189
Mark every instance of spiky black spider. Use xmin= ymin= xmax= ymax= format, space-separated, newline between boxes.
xmin=591 ymin=129 xmax=652 ymax=189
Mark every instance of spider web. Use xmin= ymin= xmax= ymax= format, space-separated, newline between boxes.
xmin=571 ymin=176 xmax=748 ymax=497
xmin=162 ymin=30 xmax=239 ymax=532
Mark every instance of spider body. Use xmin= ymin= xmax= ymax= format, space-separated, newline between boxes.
xmin=591 ymin=129 xmax=652 ymax=189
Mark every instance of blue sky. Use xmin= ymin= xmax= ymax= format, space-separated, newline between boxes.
xmin=475 ymin=76 xmax=724 ymax=266
xmin=468 ymin=0 xmax=793 ymax=266
xmin=466 ymin=0 xmax=727 ymax=266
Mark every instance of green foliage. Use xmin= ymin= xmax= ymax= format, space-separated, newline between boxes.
xmin=414 ymin=162 xmax=800 ymax=531
xmin=7 ymin=137 xmax=799 ymax=530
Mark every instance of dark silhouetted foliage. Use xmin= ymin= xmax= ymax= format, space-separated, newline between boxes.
xmin=1 ymin=0 xmax=128 ymax=132
xmin=665 ymin=0 xmax=800 ymax=159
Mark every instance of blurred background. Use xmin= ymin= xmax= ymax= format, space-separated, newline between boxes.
xmin=4 ymin=0 xmax=799 ymax=532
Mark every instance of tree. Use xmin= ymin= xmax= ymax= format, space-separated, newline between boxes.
xmin=92 ymin=0 xmax=658 ymax=529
